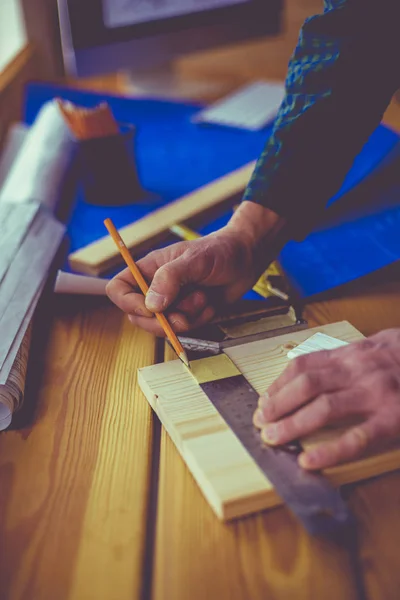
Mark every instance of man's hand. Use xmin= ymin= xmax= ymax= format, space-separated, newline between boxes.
xmin=106 ymin=202 xmax=287 ymax=335
xmin=254 ymin=329 xmax=400 ymax=470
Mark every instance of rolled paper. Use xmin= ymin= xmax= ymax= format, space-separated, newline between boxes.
xmin=54 ymin=270 xmax=108 ymax=295
xmin=0 ymin=100 xmax=78 ymax=429
xmin=0 ymin=100 xmax=77 ymax=211
xmin=0 ymin=326 xmax=32 ymax=431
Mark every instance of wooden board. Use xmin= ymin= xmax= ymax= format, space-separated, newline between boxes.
xmin=152 ymin=429 xmax=360 ymax=600
xmin=138 ymin=321 xmax=400 ymax=521
xmin=0 ymin=300 xmax=156 ymax=600
xmin=68 ymin=161 xmax=255 ymax=276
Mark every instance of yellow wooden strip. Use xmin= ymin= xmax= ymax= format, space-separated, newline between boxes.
xmin=69 ymin=319 xmax=154 ymax=599
xmin=152 ymin=428 xmax=359 ymax=600
xmin=169 ymin=223 xmax=202 ymax=240
xmin=0 ymin=304 xmax=155 ymax=599
xmin=68 ymin=161 xmax=256 ymax=275
xmin=188 ymin=354 xmax=241 ymax=384
xmin=219 ymin=307 xmax=297 ymax=338
xmin=138 ymin=321 xmax=400 ymax=521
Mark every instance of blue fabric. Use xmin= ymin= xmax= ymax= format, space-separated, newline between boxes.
xmin=24 ymin=82 xmax=400 ymax=299
xmin=279 ymin=174 xmax=400 ymax=297
xmin=24 ymin=83 xmax=269 ymax=254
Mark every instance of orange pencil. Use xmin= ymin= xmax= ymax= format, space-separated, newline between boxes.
xmin=104 ymin=218 xmax=190 ymax=368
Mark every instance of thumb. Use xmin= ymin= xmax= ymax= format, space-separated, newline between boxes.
xmin=145 ymin=255 xmax=195 ymax=312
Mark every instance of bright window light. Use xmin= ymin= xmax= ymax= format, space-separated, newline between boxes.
xmin=0 ymin=0 xmax=27 ymax=71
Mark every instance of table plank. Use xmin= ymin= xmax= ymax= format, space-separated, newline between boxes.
xmin=306 ymin=276 xmax=400 ymax=600
xmin=304 ymin=274 xmax=400 ymax=337
xmin=0 ymin=298 xmax=156 ymax=600
xmin=152 ymin=272 xmax=400 ymax=599
xmin=151 ymin=344 xmax=360 ymax=600
xmin=152 ymin=413 xmax=359 ymax=600
xmin=350 ymin=472 xmax=400 ymax=600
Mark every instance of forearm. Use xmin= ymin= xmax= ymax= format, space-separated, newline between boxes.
xmin=226 ymin=202 xmax=286 ymax=248
xmin=224 ymin=202 xmax=288 ymax=273
xmin=244 ymin=0 xmax=399 ymax=237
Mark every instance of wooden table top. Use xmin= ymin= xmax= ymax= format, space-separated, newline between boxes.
xmin=1 ymin=270 xmax=400 ymax=600
xmin=1 ymin=0 xmax=400 ymax=595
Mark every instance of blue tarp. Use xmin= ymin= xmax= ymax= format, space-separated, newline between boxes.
xmin=25 ymin=82 xmax=400 ymax=298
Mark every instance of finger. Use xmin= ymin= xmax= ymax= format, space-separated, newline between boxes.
xmin=107 ymin=267 xmax=138 ymax=290
xmin=258 ymin=389 xmax=365 ymax=446
xmin=145 ymin=250 xmax=212 ymax=313
xmin=175 ymin=289 xmax=208 ymax=318
xmin=188 ymin=305 xmax=215 ymax=329
xmin=106 ymin=279 xmax=153 ymax=317
xmin=298 ymin=416 xmax=390 ymax=470
xmin=128 ymin=311 xmax=190 ymax=336
xmin=111 ymin=252 xmax=162 ymax=289
xmin=267 ymin=349 xmax=342 ymax=397
xmin=106 ymin=257 xmax=163 ymax=317
xmin=257 ymin=366 xmax=350 ymax=423
xmin=107 ymin=247 xmax=178 ymax=301
xmin=224 ymin=276 xmax=257 ymax=305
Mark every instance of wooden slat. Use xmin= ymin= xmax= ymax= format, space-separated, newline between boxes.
xmin=151 ymin=345 xmax=359 ymax=600
xmin=0 ymin=298 xmax=156 ymax=600
xmin=151 ymin=277 xmax=400 ymax=599
xmin=0 ymin=44 xmax=41 ymax=152
xmin=68 ymin=161 xmax=256 ymax=276
xmin=305 ymin=275 xmax=400 ymax=600
xmin=138 ymin=321 xmax=400 ymax=521
xmin=349 ymin=472 xmax=400 ymax=600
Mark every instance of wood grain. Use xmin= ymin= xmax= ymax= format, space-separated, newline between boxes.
xmin=151 ymin=349 xmax=360 ymax=600
xmin=68 ymin=161 xmax=256 ymax=276
xmin=0 ymin=0 xmax=399 ymax=598
xmin=0 ymin=298 xmax=156 ymax=600
xmin=349 ymin=472 xmax=400 ymax=600
xmin=139 ymin=322 xmax=400 ymax=521
xmin=304 ymin=274 xmax=400 ymax=600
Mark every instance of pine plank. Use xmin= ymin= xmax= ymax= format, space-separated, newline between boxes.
xmin=348 ymin=472 xmax=400 ymax=600
xmin=138 ymin=321 xmax=400 ymax=520
xmin=305 ymin=270 xmax=400 ymax=600
xmin=151 ymin=378 xmax=359 ymax=600
xmin=68 ymin=161 xmax=255 ymax=276
xmin=0 ymin=299 xmax=155 ymax=600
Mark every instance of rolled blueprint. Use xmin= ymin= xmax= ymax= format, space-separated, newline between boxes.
xmin=0 ymin=326 xmax=31 ymax=431
xmin=54 ymin=270 xmax=108 ymax=295
xmin=0 ymin=100 xmax=77 ymax=429
xmin=0 ymin=100 xmax=77 ymax=211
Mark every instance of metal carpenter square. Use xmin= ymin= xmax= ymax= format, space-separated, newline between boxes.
xmin=188 ymin=355 xmax=353 ymax=536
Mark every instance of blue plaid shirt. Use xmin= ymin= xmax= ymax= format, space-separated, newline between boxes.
xmin=244 ymin=0 xmax=399 ymax=236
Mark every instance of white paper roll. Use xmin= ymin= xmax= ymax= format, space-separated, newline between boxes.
xmin=0 ymin=100 xmax=77 ymax=211
xmin=54 ymin=271 xmax=108 ymax=295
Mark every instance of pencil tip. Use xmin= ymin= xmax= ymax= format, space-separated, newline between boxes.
xmin=179 ymin=352 xmax=190 ymax=368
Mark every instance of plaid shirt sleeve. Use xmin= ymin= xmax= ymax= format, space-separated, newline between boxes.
xmin=243 ymin=0 xmax=399 ymax=237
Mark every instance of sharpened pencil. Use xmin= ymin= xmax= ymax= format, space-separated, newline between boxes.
xmin=104 ymin=218 xmax=190 ymax=368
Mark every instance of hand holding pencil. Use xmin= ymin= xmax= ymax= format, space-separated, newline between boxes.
xmin=104 ymin=218 xmax=190 ymax=367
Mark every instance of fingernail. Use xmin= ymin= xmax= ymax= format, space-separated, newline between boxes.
xmin=253 ymin=408 xmax=267 ymax=429
xmin=261 ymin=424 xmax=280 ymax=445
xmin=258 ymin=391 xmax=270 ymax=409
xmin=145 ymin=290 xmax=166 ymax=312
xmin=299 ymin=451 xmax=316 ymax=470
xmin=128 ymin=314 xmax=135 ymax=324
xmin=170 ymin=316 xmax=184 ymax=329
